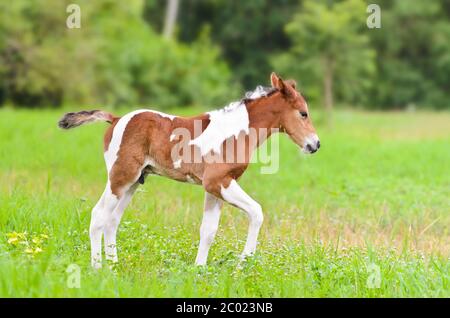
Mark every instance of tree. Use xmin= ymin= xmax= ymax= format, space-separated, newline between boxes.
xmin=163 ymin=0 xmax=179 ymax=39
xmin=0 ymin=0 xmax=236 ymax=108
xmin=144 ymin=0 xmax=299 ymax=88
xmin=273 ymin=0 xmax=376 ymax=112
xmin=368 ymin=0 xmax=450 ymax=109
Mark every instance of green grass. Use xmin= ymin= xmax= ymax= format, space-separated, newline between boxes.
xmin=0 ymin=107 xmax=449 ymax=297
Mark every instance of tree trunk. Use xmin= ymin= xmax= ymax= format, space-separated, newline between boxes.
xmin=323 ymin=57 xmax=334 ymax=114
xmin=163 ymin=0 xmax=179 ymax=39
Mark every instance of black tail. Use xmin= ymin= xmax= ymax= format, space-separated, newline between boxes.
xmin=58 ymin=110 xmax=115 ymax=129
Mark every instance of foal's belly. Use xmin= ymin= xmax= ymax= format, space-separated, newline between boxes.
xmin=141 ymin=157 xmax=203 ymax=185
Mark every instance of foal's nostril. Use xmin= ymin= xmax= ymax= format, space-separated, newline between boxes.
xmin=317 ymin=140 xmax=321 ymax=149
xmin=306 ymin=144 xmax=313 ymax=152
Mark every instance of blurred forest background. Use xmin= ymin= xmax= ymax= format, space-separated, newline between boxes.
xmin=0 ymin=0 xmax=449 ymax=110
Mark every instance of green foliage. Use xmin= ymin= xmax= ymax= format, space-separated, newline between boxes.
xmin=369 ymin=0 xmax=450 ymax=109
xmin=0 ymin=0 xmax=236 ymax=108
xmin=146 ymin=0 xmax=299 ymax=89
xmin=130 ymin=26 xmax=240 ymax=109
xmin=153 ymin=0 xmax=450 ymax=110
xmin=272 ymin=0 xmax=376 ymax=107
xmin=0 ymin=0 xmax=449 ymax=109
xmin=0 ymin=0 xmax=68 ymax=106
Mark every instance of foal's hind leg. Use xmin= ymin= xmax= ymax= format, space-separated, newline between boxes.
xmin=94 ymin=159 xmax=143 ymax=268
xmin=90 ymin=180 xmax=139 ymax=269
xmin=89 ymin=192 xmax=105 ymax=269
xmin=104 ymin=183 xmax=138 ymax=263
xmin=89 ymin=182 xmax=119 ymax=269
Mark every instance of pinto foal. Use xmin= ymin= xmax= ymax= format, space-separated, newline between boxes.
xmin=59 ymin=73 xmax=320 ymax=268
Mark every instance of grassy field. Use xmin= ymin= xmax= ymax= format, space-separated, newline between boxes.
xmin=0 ymin=107 xmax=449 ymax=297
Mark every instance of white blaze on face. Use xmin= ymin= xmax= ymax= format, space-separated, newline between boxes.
xmin=189 ymin=102 xmax=249 ymax=156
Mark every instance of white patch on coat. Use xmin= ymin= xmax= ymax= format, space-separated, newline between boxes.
xmin=186 ymin=175 xmax=197 ymax=184
xmin=146 ymin=157 xmax=156 ymax=167
xmin=173 ymin=159 xmax=182 ymax=169
xmin=189 ymin=86 xmax=273 ymax=156
xmin=170 ymin=134 xmax=177 ymax=142
xmin=189 ymin=102 xmax=249 ymax=156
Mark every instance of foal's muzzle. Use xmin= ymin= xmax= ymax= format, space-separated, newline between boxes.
xmin=303 ymin=134 xmax=320 ymax=154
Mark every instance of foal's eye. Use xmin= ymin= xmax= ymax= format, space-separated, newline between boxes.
xmin=299 ymin=111 xmax=308 ymax=119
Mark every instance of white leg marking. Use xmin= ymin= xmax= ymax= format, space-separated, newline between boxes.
xmin=195 ymin=192 xmax=223 ymax=266
xmin=103 ymin=184 xmax=137 ymax=264
xmin=221 ymin=180 xmax=264 ymax=259
xmin=89 ymin=182 xmax=119 ymax=269
xmin=89 ymin=190 xmax=106 ymax=269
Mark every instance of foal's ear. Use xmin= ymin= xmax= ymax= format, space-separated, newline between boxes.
xmin=271 ymin=72 xmax=296 ymax=98
xmin=270 ymin=72 xmax=283 ymax=89
xmin=285 ymin=79 xmax=297 ymax=90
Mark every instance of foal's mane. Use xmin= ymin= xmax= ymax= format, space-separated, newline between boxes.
xmin=241 ymin=86 xmax=278 ymax=105
xmin=214 ymin=85 xmax=278 ymax=114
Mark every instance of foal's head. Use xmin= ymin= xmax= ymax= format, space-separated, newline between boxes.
xmin=270 ymin=73 xmax=320 ymax=154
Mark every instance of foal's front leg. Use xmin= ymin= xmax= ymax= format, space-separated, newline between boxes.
xmin=195 ymin=192 xmax=223 ymax=265
xmin=220 ymin=180 xmax=264 ymax=259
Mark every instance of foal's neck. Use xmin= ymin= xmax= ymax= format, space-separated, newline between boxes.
xmin=245 ymin=93 xmax=282 ymax=145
